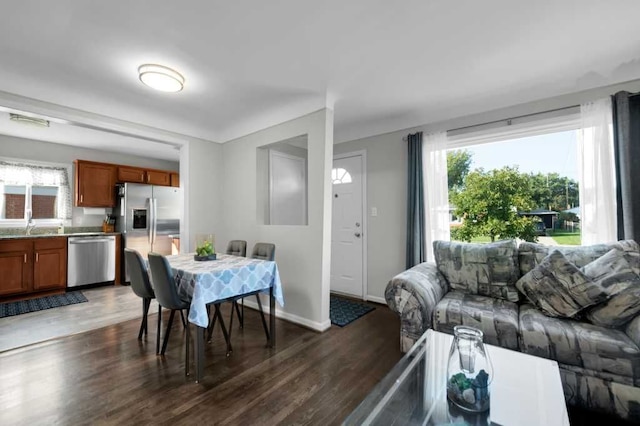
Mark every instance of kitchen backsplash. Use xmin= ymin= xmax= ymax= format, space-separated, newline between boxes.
xmin=0 ymin=226 xmax=103 ymax=236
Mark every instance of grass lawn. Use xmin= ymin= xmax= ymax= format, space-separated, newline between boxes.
xmin=547 ymin=230 xmax=581 ymax=246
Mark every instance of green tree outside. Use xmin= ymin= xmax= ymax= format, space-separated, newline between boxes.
xmin=451 ymin=167 xmax=538 ymax=242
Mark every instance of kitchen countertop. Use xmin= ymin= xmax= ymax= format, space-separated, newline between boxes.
xmin=0 ymin=232 xmax=121 ymax=240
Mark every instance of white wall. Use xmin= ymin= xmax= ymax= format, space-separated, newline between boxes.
xmin=335 ymin=79 xmax=640 ymax=303
xmin=180 ymin=139 xmax=223 ymax=253
xmin=0 ymin=134 xmax=179 ymax=226
xmin=219 ymin=109 xmax=334 ymax=331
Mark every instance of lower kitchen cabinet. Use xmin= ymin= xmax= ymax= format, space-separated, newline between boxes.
xmin=0 ymin=240 xmax=32 ymax=296
xmin=33 ymin=238 xmax=67 ymax=291
xmin=0 ymin=237 xmax=67 ymax=298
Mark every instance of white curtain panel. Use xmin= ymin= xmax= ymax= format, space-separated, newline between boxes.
xmin=422 ymin=131 xmax=450 ymax=262
xmin=577 ymin=98 xmax=617 ymax=245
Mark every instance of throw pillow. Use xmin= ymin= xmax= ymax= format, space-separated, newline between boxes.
xmin=515 ymin=250 xmax=607 ymax=318
xmin=518 ymin=240 xmax=640 ymax=276
xmin=586 ymin=285 xmax=640 ymax=328
xmin=581 ymin=248 xmax=639 ymax=297
xmin=433 ymin=239 xmax=520 ymax=302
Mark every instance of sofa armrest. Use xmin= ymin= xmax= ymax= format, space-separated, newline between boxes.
xmin=625 ymin=316 xmax=640 ymax=348
xmin=385 ymin=262 xmax=449 ymax=352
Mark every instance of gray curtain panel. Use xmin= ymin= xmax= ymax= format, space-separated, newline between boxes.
xmin=406 ymin=132 xmax=425 ymax=268
xmin=612 ymin=91 xmax=640 ymax=242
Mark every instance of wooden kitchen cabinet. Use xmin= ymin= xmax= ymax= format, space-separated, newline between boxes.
xmin=75 ymin=160 xmax=117 ymax=207
xmin=146 ymin=169 xmax=171 ymax=186
xmin=170 ymin=172 xmax=180 ymax=187
xmin=117 ymin=166 xmax=146 ymax=184
xmin=33 ymin=238 xmax=67 ymax=291
xmin=0 ymin=240 xmax=32 ymax=296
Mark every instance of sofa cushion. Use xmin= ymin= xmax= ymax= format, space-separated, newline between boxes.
xmin=581 ymin=248 xmax=640 ymax=297
xmin=433 ymin=290 xmax=519 ymax=350
xmin=515 ymin=250 xmax=607 ymax=318
xmin=587 ymin=285 xmax=640 ymax=328
xmin=519 ymin=304 xmax=640 ymax=381
xmin=518 ymin=240 xmax=640 ymax=276
xmin=433 ymin=239 xmax=520 ymax=302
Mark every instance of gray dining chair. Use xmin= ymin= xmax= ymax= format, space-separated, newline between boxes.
xmin=148 ymin=252 xmax=192 ymax=376
xmin=226 ymin=240 xmax=247 ymax=257
xmin=205 ymin=240 xmax=247 ymax=355
xmin=228 ymin=242 xmax=276 ymax=344
xmin=124 ymin=249 xmax=161 ymax=354
xmin=226 ymin=240 xmax=247 ymax=328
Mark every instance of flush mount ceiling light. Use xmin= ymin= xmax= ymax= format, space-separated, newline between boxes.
xmin=9 ymin=113 xmax=50 ymax=127
xmin=138 ymin=64 xmax=185 ymax=93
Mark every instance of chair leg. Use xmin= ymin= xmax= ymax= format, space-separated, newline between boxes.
xmin=180 ymin=310 xmax=187 ymax=328
xmin=229 ymin=302 xmax=234 ymax=338
xmin=185 ymin=308 xmax=190 ymax=376
xmin=138 ymin=298 xmax=148 ymax=340
xmin=156 ymin=305 xmax=162 ymax=355
xmin=256 ymin=295 xmax=271 ymax=343
xmin=207 ymin=305 xmax=218 ymax=343
xmin=214 ymin=304 xmax=232 ymax=356
xmin=234 ymin=300 xmax=244 ymax=329
xmin=144 ymin=298 xmax=151 ymax=335
xmin=160 ymin=310 xmax=176 ymax=355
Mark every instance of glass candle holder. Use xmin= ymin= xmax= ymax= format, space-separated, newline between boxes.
xmin=446 ymin=325 xmax=493 ymax=413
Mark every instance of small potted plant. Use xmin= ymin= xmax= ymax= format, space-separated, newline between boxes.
xmin=194 ymin=234 xmax=216 ymax=261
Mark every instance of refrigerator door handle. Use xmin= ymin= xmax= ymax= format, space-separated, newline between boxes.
xmin=153 ymin=197 xmax=158 ymax=247
xmin=148 ymin=198 xmax=154 ymax=247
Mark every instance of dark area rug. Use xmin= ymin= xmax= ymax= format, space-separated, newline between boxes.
xmin=330 ymin=296 xmax=375 ymax=327
xmin=0 ymin=291 xmax=88 ymax=318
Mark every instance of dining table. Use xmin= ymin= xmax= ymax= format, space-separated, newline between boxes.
xmin=160 ymin=253 xmax=284 ymax=382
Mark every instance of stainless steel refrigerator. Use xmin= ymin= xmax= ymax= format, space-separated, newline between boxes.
xmin=114 ymin=183 xmax=181 ymax=282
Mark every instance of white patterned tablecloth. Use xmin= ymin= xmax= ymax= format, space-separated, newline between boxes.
xmin=163 ymin=253 xmax=284 ymax=327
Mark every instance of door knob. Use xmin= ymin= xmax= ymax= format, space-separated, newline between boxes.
xmin=355 ymin=232 xmax=361 ymax=238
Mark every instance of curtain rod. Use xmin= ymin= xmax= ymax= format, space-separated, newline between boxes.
xmin=402 ymin=104 xmax=579 ymax=141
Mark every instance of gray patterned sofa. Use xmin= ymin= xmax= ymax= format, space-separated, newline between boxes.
xmin=385 ymin=239 xmax=640 ymax=421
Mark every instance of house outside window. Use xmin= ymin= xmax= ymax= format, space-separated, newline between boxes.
xmin=0 ymin=160 xmax=72 ymax=226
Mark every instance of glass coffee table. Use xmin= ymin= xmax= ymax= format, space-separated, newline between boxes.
xmin=344 ymin=330 xmax=569 ymax=426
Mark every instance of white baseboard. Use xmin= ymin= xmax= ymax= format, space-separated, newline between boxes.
xmin=365 ymin=295 xmax=387 ymax=305
xmin=242 ymin=299 xmax=331 ymax=332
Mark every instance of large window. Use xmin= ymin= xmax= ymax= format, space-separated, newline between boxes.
xmin=0 ymin=161 xmax=71 ymax=225
xmin=447 ymin=131 xmax=580 ymax=246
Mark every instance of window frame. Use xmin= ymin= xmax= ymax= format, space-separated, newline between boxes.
xmin=0 ymin=157 xmax=72 ymax=228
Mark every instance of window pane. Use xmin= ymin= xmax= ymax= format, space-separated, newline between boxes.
xmin=3 ymin=185 xmax=27 ymax=219
xmin=31 ymin=186 xmax=58 ymax=219
xmin=447 ymin=131 xmax=581 ymax=246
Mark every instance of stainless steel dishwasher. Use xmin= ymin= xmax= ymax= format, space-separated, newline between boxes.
xmin=67 ymin=235 xmax=116 ymax=287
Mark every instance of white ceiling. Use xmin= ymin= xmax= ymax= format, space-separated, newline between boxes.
xmin=0 ymin=112 xmax=179 ymax=160
xmin=1 ymin=0 xmax=640 ymax=157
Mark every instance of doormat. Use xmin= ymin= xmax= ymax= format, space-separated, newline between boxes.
xmin=0 ymin=291 xmax=88 ymax=318
xmin=330 ymin=296 xmax=375 ymax=327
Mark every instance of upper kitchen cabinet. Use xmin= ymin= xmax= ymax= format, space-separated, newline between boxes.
xmin=117 ymin=166 xmax=147 ymax=184
xmin=170 ymin=172 xmax=179 ymax=187
xmin=74 ymin=160 xmax=117 ymax=207
xmin=146 ymin=169 xmax=171 ymax=186
xmin=118 ymin=165 xmax=175 ymax=186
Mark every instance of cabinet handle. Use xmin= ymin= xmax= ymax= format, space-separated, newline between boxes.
xmin=141 ymin=173 xmax=144 ymax=181
xmin=24 ymin=253 xmax=27 ymax=263
xmin=80 ymin=194 xmax=84 ymax=203
xmin=35 ymin=252 xmax=39 ymax=262
xmin=146 ymin=174 xmax=150 ymax=183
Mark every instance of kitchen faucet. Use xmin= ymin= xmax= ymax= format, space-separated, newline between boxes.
xmin=25 ymin=211 xmax=36 ymax=235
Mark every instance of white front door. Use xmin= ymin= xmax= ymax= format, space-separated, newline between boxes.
xmin=331 ymin=154 xmax=364 ymax=298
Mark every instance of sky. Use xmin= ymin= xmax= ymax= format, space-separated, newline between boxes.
xmin=460 ymin=130 xmax=578 ymax=180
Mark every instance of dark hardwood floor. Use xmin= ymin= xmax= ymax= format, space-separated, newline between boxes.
xmin=0 ymin=301 xmax=401 ymax=426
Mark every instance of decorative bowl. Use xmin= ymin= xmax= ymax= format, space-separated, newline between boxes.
xmin=194 ymin=254 xmax=217 ymax=261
